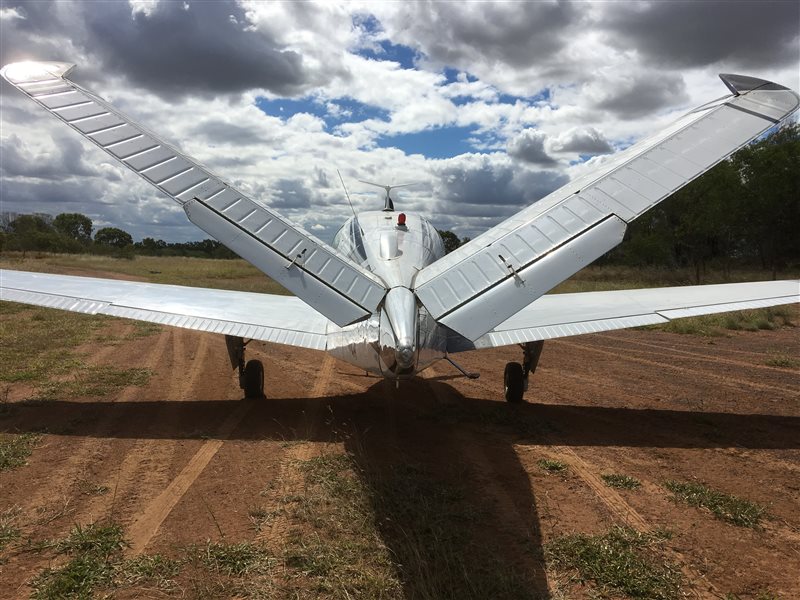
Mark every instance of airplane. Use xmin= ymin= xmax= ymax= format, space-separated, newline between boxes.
xmin=1 ymin=61 xmax=798 ymax=403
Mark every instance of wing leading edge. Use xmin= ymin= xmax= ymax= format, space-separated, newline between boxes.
xmin=415 ymin=74 xmax=800 ymax=341
xmin=0 ymin=270 xmax=331 ymax=350
xmin=447 ymin=280 xmax=800 ymax=351
xmin=0 ymin=61 xmax=387 ymax=328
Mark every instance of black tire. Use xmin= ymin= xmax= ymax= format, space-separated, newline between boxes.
xmin=504 ymin=362 xmax=524 ymax=403
xmin=243 ymin=359 xmax=265 ymax=399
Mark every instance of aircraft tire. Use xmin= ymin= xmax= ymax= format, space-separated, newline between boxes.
xmin=504 ymin=362 xmax=524 ymax=403
xmin=243 ymin=359 xmax=265 ymax=399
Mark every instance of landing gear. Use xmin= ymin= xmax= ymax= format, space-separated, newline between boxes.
xmin=503 ymin=341 xmax=544 ymax=403
xmin=243 ymin=359 xmax=265 ymax=399
xmin=225 ymin=335 xmax=265 ymax=399
xmin=504 ymin=362 xmax=524 ymax=403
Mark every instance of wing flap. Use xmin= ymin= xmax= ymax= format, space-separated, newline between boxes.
xmin=454 ymin=280 xmax=799 ymax=350
xmin=0 ymin=270 xmax=331 ymax=351
xmin=416 ymin=76 xmax=799 ymax=341
xmin=0 ymin=61 xmax=388 ymax=327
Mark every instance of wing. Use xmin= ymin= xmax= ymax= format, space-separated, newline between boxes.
xmin=0 ymin=61 xmax=387 ymax=328
xmin=447 ymin=280 xmax=799 ymax=351
xmin=0 ymin=269 xmax=331 ymax=350
xmin=414 ymin=74 xmax=800 ymax=341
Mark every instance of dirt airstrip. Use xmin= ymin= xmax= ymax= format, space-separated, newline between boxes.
xmin=0 ymin=316 xmax=798 ymax=598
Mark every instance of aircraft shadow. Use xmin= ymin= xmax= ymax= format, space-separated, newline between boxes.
xmin=3 ymin=381 xmax=798 ymax=599
xmin=2 ymin=388 xmax=797 ymax=450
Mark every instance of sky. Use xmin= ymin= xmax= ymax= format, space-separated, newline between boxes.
xmin=1 ymin=1 xmax=798 ymax=243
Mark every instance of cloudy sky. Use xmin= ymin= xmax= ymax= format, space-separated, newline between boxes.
xmin=1 ymin=1 xmax=798 ymax=243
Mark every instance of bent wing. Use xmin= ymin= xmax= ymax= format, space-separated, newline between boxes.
xmin=415 ymin=74 xmax=800 ymax=341
xmin=0 ymin=61 xmax=387 ymax=328
xmin=447 ymin=280 xmax=799 ymax=351
xmin=0 ymin=269 xmax=331 ymax=350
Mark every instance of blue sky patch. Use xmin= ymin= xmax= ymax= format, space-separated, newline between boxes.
xmin=256 ymin=96 xmax=389 ymax=129
xmin=377 ymin=125 xmax=484 ymax=158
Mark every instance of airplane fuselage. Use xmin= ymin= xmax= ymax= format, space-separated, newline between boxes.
xmin=327 ymin=210 xmax=448 ymax=379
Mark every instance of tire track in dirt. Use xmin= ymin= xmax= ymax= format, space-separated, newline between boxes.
xmin=539 ymin=445 xmax=721 ymax=599
xmin=558 ymin=339 xmax=799 ymax=396
xmin=95 ymin=331 xmax=211 ymax=528
xmin=588 ymin=333 xmax=798 ymax=375
xmin=255 ymin=354 xmax=337 ymax=549
xmin=126 ymin=401 xmax=252 ymax=555
xmin=19 ymin=324 xmax=171 ymax=525
xmin=124 ymin=331 xmax=243 ymax=555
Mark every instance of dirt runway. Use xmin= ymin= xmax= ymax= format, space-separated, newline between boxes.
xmin=1 ymin=321 xmax=798 ymax=599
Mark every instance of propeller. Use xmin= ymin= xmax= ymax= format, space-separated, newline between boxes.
xmin=358 ymin=180 xmax=419 ymax=211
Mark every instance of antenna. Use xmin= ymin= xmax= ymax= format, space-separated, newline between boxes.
xmin=358 ymin=180 xmax=419 ymax=211
xmin=337 ymin=169 xmax=364 ymax=235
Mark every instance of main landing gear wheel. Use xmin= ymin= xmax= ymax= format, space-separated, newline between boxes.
xmin=504 ymin=362 xmax=524 ymax=403
xmin=243 ymin=359 xmax=265 ymax=399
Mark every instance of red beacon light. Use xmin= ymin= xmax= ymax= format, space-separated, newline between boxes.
xmin=397 ymin=213 xmax=407 ymax=227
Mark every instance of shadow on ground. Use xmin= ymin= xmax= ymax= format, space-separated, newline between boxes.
xmin=3 ymin=379 xmax=800 ymax=598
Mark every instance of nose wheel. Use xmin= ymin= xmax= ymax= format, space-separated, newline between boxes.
xmin=503 ymin=341 xmax=544 ymax=403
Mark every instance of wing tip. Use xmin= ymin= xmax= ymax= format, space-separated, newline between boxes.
xmin=719 ymin=73 xmax=791 ymax=96
xmin=1 ymin=61 xmax=75 ymax=84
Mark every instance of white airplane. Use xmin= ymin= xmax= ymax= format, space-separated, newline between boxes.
xmin=1 ymin=62 xmax=798 ymax=402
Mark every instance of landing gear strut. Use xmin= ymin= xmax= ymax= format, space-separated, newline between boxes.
xmin=225 ymin=335 xmax=265 ymax=399
xmin=504 ymin=341 xmax=544 ymax=403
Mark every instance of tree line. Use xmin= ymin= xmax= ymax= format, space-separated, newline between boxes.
xmin=1 ymin=123 xmax=796 ymax=274
xmin=602 ymin=123 xmax=799 ymax=280
xmin=0 ymin=213 xmax=236 ymax=259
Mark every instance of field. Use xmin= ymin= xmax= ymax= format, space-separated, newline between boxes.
xmin=0 ymin=254 xmax=798 ymax=599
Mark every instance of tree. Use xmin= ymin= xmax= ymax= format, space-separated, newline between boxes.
xmin=53 ymin=213 xmax=93 ymax=243
xmin=438 ymin=229 xmax=463 ymax=254
xmin=95 ymin=227 xmax=133 ymax=248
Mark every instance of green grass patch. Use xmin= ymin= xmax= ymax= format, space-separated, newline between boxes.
xmin=190 ymin=541 xmax=273 ymax=577
xmin=664 ymin=481 xmax=766 ymax=527
xmin=0 ymin=305 xmax=107 ymax=383
xmin=0 ymin=507 xmax=21 ymax=553
xmin=37 ymin=366 xmax=151 ymax=400
xmin=32 ymin=522 xmax=127 ymax=599
xmin=764 ymin=354 xmax=799 ymax=369
xmin=546 ymin=526 xmax=682 ymax=600
xmin=0 ymin=432 xmax=42 ymax=471
xmin=654 ymin=306 xmax=795 ymax=336
xmin=601 ymin=474 xmax=642 ymax=490
xmin=116 ymin=553 xmax=182 ymax=590
xmin=537 ymin=458 xmax=567 ymax=473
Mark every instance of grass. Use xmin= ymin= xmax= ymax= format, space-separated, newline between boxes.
xmin=537 ymin=458 xmax=567 ymax=473
xmin=764 ymin=353 xmax=799 ymax=369
xmin=601 ymin=474 xmax=642 ymax=490
xmin=654 ymin=306 xmax=795 ymax=336
xmin=546 ymin=526 xmax=682 ymax=600
xmin=32 ymin=522 xmax=127 ymax=599
xmin=664 ymin=481 xmax=766 ymax=527
xmin=191 ymin=541 xmax=273 ymax=577
xmin=0 ymin=432 xmax=42 ymax=471
xmin=0 ymin=303 xmax=153 ymax=402
xmin=0 ymin=252 xmax=289 ymax=294
xmin=0 ymin=506 xmax=21 ymax=553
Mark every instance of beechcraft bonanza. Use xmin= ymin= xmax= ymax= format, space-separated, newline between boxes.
xmin=1 ymin=62 xmax=799 ymax=402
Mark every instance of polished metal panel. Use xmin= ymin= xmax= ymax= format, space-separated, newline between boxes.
xmin=437 ymin=216 xmax=626 ymax=340
xmin=0 ymin=270 xmax=330 ymax=350
xmin=464 ymin=280 xmax=799 ymax=350
xmin=414 ymin=82 xmax=800 ymax=341
xmin=0 ymin=61 xmax=387 ymax=328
